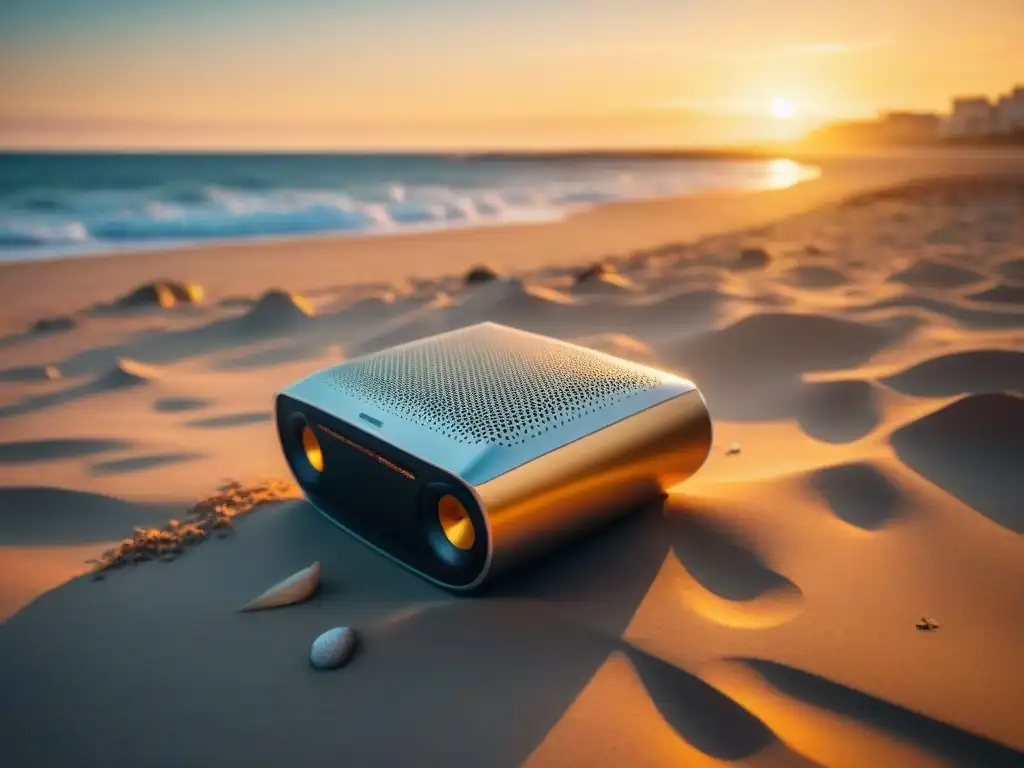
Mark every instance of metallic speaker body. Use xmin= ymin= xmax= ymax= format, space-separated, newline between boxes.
xmin=275 ymin=322 xmax=713 ymax=592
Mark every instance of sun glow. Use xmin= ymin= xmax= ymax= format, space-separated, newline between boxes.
xmin=770 ymin=98 xmax=796 ymax=120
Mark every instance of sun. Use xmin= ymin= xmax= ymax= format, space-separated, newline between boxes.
xmin=770 ymin=97 xmax=796 ymax=120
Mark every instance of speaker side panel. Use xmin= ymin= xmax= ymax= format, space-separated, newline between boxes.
xmin=476 ymin=388 xmax=713 ymax=584
xmin=275 ymin=393 xmax=490 ymax=590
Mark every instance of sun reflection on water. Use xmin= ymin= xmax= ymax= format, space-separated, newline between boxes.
xmin=761 ymin=158 xmax=821 ymax=190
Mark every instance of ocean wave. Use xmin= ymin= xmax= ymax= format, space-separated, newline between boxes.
xmin=0 ymin=221 xmax=91 ymax=248
xmin=0 ymin=156 xmax=819 ymax=259
xmin=0 ymin=190 xmax=542 ymax=250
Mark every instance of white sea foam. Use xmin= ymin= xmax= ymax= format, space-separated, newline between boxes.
xmin=0 ymin=220 xmax=91 ymax=248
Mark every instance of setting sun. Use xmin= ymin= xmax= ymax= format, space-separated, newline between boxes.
xmin=770 ymin=98 xmax=796 ymax=121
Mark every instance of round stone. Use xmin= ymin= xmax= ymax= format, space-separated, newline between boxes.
xmin=310 ymin=626 xmax=358 ymax=670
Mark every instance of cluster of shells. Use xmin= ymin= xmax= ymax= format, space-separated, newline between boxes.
xmin=87 ymin=479 xmax=300 ymax=578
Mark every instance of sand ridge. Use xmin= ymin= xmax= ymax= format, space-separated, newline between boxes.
xmin=1 ymin=171 xmax=1023 ymax=767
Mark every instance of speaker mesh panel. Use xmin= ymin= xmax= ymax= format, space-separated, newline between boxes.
xmin=327 ymin=324 xmax=663 ymax=446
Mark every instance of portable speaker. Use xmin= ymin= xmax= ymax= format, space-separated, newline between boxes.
xmin=275 ymin=322 xmax=713 ymax=591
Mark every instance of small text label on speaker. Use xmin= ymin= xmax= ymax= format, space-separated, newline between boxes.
xmin=359 ymin=413 xmax=384 ymax=428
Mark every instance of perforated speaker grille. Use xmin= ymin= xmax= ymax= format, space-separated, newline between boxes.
xmin=327 ymin=324 xmax=664 ymax=446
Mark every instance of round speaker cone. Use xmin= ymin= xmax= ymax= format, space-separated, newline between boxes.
xmin=437 ymin=494 xmax=475 ymax=550
xmin=301 ymin=424 xmax=324 ymax=473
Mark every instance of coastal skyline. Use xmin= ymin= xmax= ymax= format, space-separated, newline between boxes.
xmin=1 ymin=0 xmax=1022 ymax=150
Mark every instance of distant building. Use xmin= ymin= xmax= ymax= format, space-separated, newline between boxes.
xmin=802 ymin=111 xmax=942 ymax=148
xmin=942 ymin=86 xmax=1024 ymax=138
xmin=994 ymin=87 xmax=1024 ymax=134
xmin=878 ymin=111 xmax=943 ymax=141
xmin=943 ymin=97 xmax=994 ymax=137
xmin=801 ymin=84 xmax=1024 ymax=147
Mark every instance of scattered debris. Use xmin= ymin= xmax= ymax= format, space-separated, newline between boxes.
xmin=916 ymin=617 xmax=940 ymax=632
xmin=87 ymin=479 xmax=300 ymax=576
xmin=240 ymin=561 xmax=321 ymax=612
xmin=310 ymin=626 xmax=358 ymax=670
xmin=725 ymin=442 xmax=742 ymax=456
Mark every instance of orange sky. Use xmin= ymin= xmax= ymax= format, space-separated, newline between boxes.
xmin=1 ymin=0 xmax=1022 ymax=149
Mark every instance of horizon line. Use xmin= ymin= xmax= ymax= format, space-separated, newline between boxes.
xmin=0 ymin=144 xmax=797 ymax=156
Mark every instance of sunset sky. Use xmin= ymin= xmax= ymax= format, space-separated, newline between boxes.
xmin=1 ymin=0 xmax=1021 ymax=150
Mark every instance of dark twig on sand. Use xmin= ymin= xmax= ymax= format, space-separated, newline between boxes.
xmin=86 ymin=479 xmax=300 ymax=577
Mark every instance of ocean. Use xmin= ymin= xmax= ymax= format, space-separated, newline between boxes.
xmin=0 ymin=152 xmax=820 ymax=262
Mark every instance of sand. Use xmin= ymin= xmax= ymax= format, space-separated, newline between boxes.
xmin=1 ymin=151 xmax=1023 ymax=767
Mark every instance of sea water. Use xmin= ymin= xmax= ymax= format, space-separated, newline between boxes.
xmin=0 ymin=152 xmax=819 ymax=262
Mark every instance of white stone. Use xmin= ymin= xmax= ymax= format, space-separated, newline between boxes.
xmin=310 ymin=626 xmax=357 ymax=670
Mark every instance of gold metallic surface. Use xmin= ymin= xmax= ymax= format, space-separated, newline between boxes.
xmin=475 ymin=389 xmax=712 ymax=582
xmin=302 ymin=425 xmax=324 ymax=473
xmin=438 ymin=494 xmax=477 ymax=550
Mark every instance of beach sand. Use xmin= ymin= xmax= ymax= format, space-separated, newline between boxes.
xmin=1 ymin=151 xmax=1022 ymax=767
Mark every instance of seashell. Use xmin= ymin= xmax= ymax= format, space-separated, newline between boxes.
xmin=310 ymin=627 xmax=358 ymax=670
xmin=239 ymin=561 xmax=321 ymax=612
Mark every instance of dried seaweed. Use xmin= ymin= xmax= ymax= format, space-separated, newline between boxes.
xmin=87 ymin=479 xmax=300 ymax=577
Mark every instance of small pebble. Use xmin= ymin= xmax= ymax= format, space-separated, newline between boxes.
xmin=916 ymin=617 xmax=939 ymax=632
xmin=31 ymin=315 xmax=77 ymax=334
xmin=735 ymin=247 xmax=772 ymax=270
xmin=310 ymin=626 xmax=358 ymax=670
xmin=725 ymin=442 xmax=742 ymax=456
xmin=464 ymin=264 xmax=500 ymax=284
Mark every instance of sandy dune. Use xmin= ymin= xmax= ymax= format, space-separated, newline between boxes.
xmin=1 ymin=166 xmax=1023 ymax=767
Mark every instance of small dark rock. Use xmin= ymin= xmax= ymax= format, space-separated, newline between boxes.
xmin=464 ymin=265 xmax=500 ymax=284
xmin=31 ymin=315 xmax=76 ymax=334
xmin=735 ymin=247 xmax=772 ymax=270
xmin=574 ymin=262 xmax=616 ymax=284
xmin=115 ymin=280 xmax=204 ymax=309
xmin=240 ymin=289 xmax=314 ymax=332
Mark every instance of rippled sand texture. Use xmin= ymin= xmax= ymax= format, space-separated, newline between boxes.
xmin=1 ymin=173 xmax=1022 ymax=768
